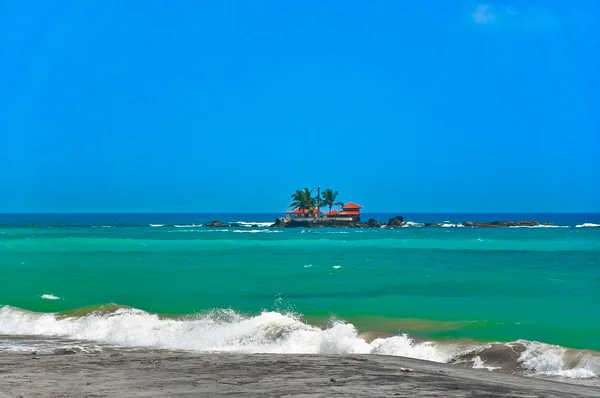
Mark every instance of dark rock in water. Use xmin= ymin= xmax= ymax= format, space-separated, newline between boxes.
xmin=386 ymin=216 xmax=404 ymax=228
xmin=462 ymin=221 xmax=551 ymax=228
xmin=269 ymin=216 xmax=551 ymax=229
xmin=365 ymin=218 xmax=383 ymax=228
xmin=206 ymin=220 xmax=223 ymax=227
xmin=271 ymin=216 xmax=407 ymax=229
xmin=271 ymin=217 xmax=292 ymax=227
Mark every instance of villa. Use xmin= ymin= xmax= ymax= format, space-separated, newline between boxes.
xmin=324 ymin=202 xmax=363 ymax=222
xmin=276 ymin=187 xmax=365 ymax=227
xmin=286 ymin=208 xmax=321 ymax=219
xmin=285 ymin=202 xmax=363 ymax=224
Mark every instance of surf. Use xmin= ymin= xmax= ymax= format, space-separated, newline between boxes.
xmin=0 ymin=305 xmax=598 ymax=381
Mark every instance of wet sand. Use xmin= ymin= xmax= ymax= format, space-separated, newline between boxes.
xmin=1 ymin=351 xmax=599 ymax=397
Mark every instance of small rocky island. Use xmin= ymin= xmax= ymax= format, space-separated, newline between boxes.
xmin=205 ymin=188 xmax=553 ymax=229
xmin=203 ymin=217 xmax=553 ymax=229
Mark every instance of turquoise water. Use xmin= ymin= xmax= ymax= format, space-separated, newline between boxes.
xmin=1 ymin=213 xmax=600 ymax=380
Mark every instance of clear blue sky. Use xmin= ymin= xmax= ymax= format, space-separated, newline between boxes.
xmin=1 ymin=1 xmax=598 ymax=213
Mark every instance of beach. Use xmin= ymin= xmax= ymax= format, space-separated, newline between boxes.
xmin=2 ymin=350 xmax=600 ymax=397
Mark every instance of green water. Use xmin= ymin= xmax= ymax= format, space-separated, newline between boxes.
xmin=1 ymin=216 xmax=599 ymax=352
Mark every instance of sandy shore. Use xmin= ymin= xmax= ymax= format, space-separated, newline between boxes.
xmin=1 ymin=351 xmax=599 ymax=397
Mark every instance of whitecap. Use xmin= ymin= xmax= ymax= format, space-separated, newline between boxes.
xmin=519 ymin=340 xmax=599 ymax=379
xmin=471 ymin=356 xmax=501 ymax=371
xmin=576 ymin=223 xmax=600 ymax=228
xmin=232 ymin=229 xmax=281 ymax=234
xmin=41 ymin=294 xmax=60 ymax=300
xmin=401 ymin=222 xmax=423 ymax=228
xmin=509 ymin=225 xmax=570 ymax=229
xmin=235 ymin=221 xmax=274 ymax=228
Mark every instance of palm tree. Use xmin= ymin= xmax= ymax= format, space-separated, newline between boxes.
xmin=320 ymin=189 xmax=344 ymax=214
xmin=289 ymin=188 xmax=317 ymax=216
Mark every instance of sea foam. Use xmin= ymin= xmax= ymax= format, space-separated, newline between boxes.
xmin=232 ymin=229 xmax=281 ymax=234
xmin=236 ymin=221 xmax=274 ymax=228
xmin=0 ymin=305 xmax=597 ymax=380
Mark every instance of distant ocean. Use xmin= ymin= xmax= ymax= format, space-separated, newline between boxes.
xmin=1 ymin=213 xmax=599 ymax=384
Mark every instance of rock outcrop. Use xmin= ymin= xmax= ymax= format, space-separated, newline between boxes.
xmin=205 ymin=220 xmax=224 ymax=227
xmin=386 ymin=216 xmax=404 ymax=228
xmin=269 ymin=216 xmax=553 ymax=229
xmin=365 ymin=218 xmax=383 ymax=228
xmin=271 ymin=218 xmax=292 ymax=227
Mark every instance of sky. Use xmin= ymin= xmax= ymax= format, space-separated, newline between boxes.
xmin=0 ymin=1 xmax=598 ymax=213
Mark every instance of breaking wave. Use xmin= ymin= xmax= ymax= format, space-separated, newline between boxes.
xmin=509 ymin=225 xmax=570 ymax=229
xmin=0 ymin=305 xmax=598 ymax=381
xmin=235 ymin=221 xmax=274 ymax=228
xmin=401 ymin=222 xmax=423 ymax=227
xmin=41 ymin=294 xmax=61 ymax=300
xmin=440 ymin=223 xmax=464 ymax=228
xmin=576 ymin=223 xmax=600 ymax=228
xmin=232 ymin=229 xmax=282 ymax=234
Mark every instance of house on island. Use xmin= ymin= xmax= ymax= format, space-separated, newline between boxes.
xmin=324 ymin=202 xmax=363 ymax=222
xmin=286 ymin=208 xmax=322 ymax=219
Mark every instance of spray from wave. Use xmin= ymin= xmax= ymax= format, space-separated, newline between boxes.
xmin=235 ymin=221 xmax=274 ymax=228
xmin=0 ymin=305 xmax=598 ymax=380
xmin=232 ymin=229 xmax=282 ymax=234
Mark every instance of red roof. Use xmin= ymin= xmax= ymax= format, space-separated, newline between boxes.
xmin=289 ymin=208 xmax=318 ymax=214
xmin=342 ymin=202 xmax=362 ymax=210
xmin=325 ymin=210 xmax=339 ymax=216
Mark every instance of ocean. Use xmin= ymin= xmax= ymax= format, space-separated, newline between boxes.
xmin=1 ymin=213 xmax=599 ymax=385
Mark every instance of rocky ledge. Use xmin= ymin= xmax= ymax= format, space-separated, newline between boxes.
xmin=270 ymin=217 xmax=553 ymax=229
xmin=272 ymin=216 xmax=405 ymax=228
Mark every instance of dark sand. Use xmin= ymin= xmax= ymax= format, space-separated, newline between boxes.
xmin=1 ymin=351 xmax=599 ymax=397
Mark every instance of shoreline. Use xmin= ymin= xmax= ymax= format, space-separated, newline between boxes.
xmin=1 ymin=351 xmax=599 ymax=397
xmin=2 ymin=305 xmax=600 ymax=381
